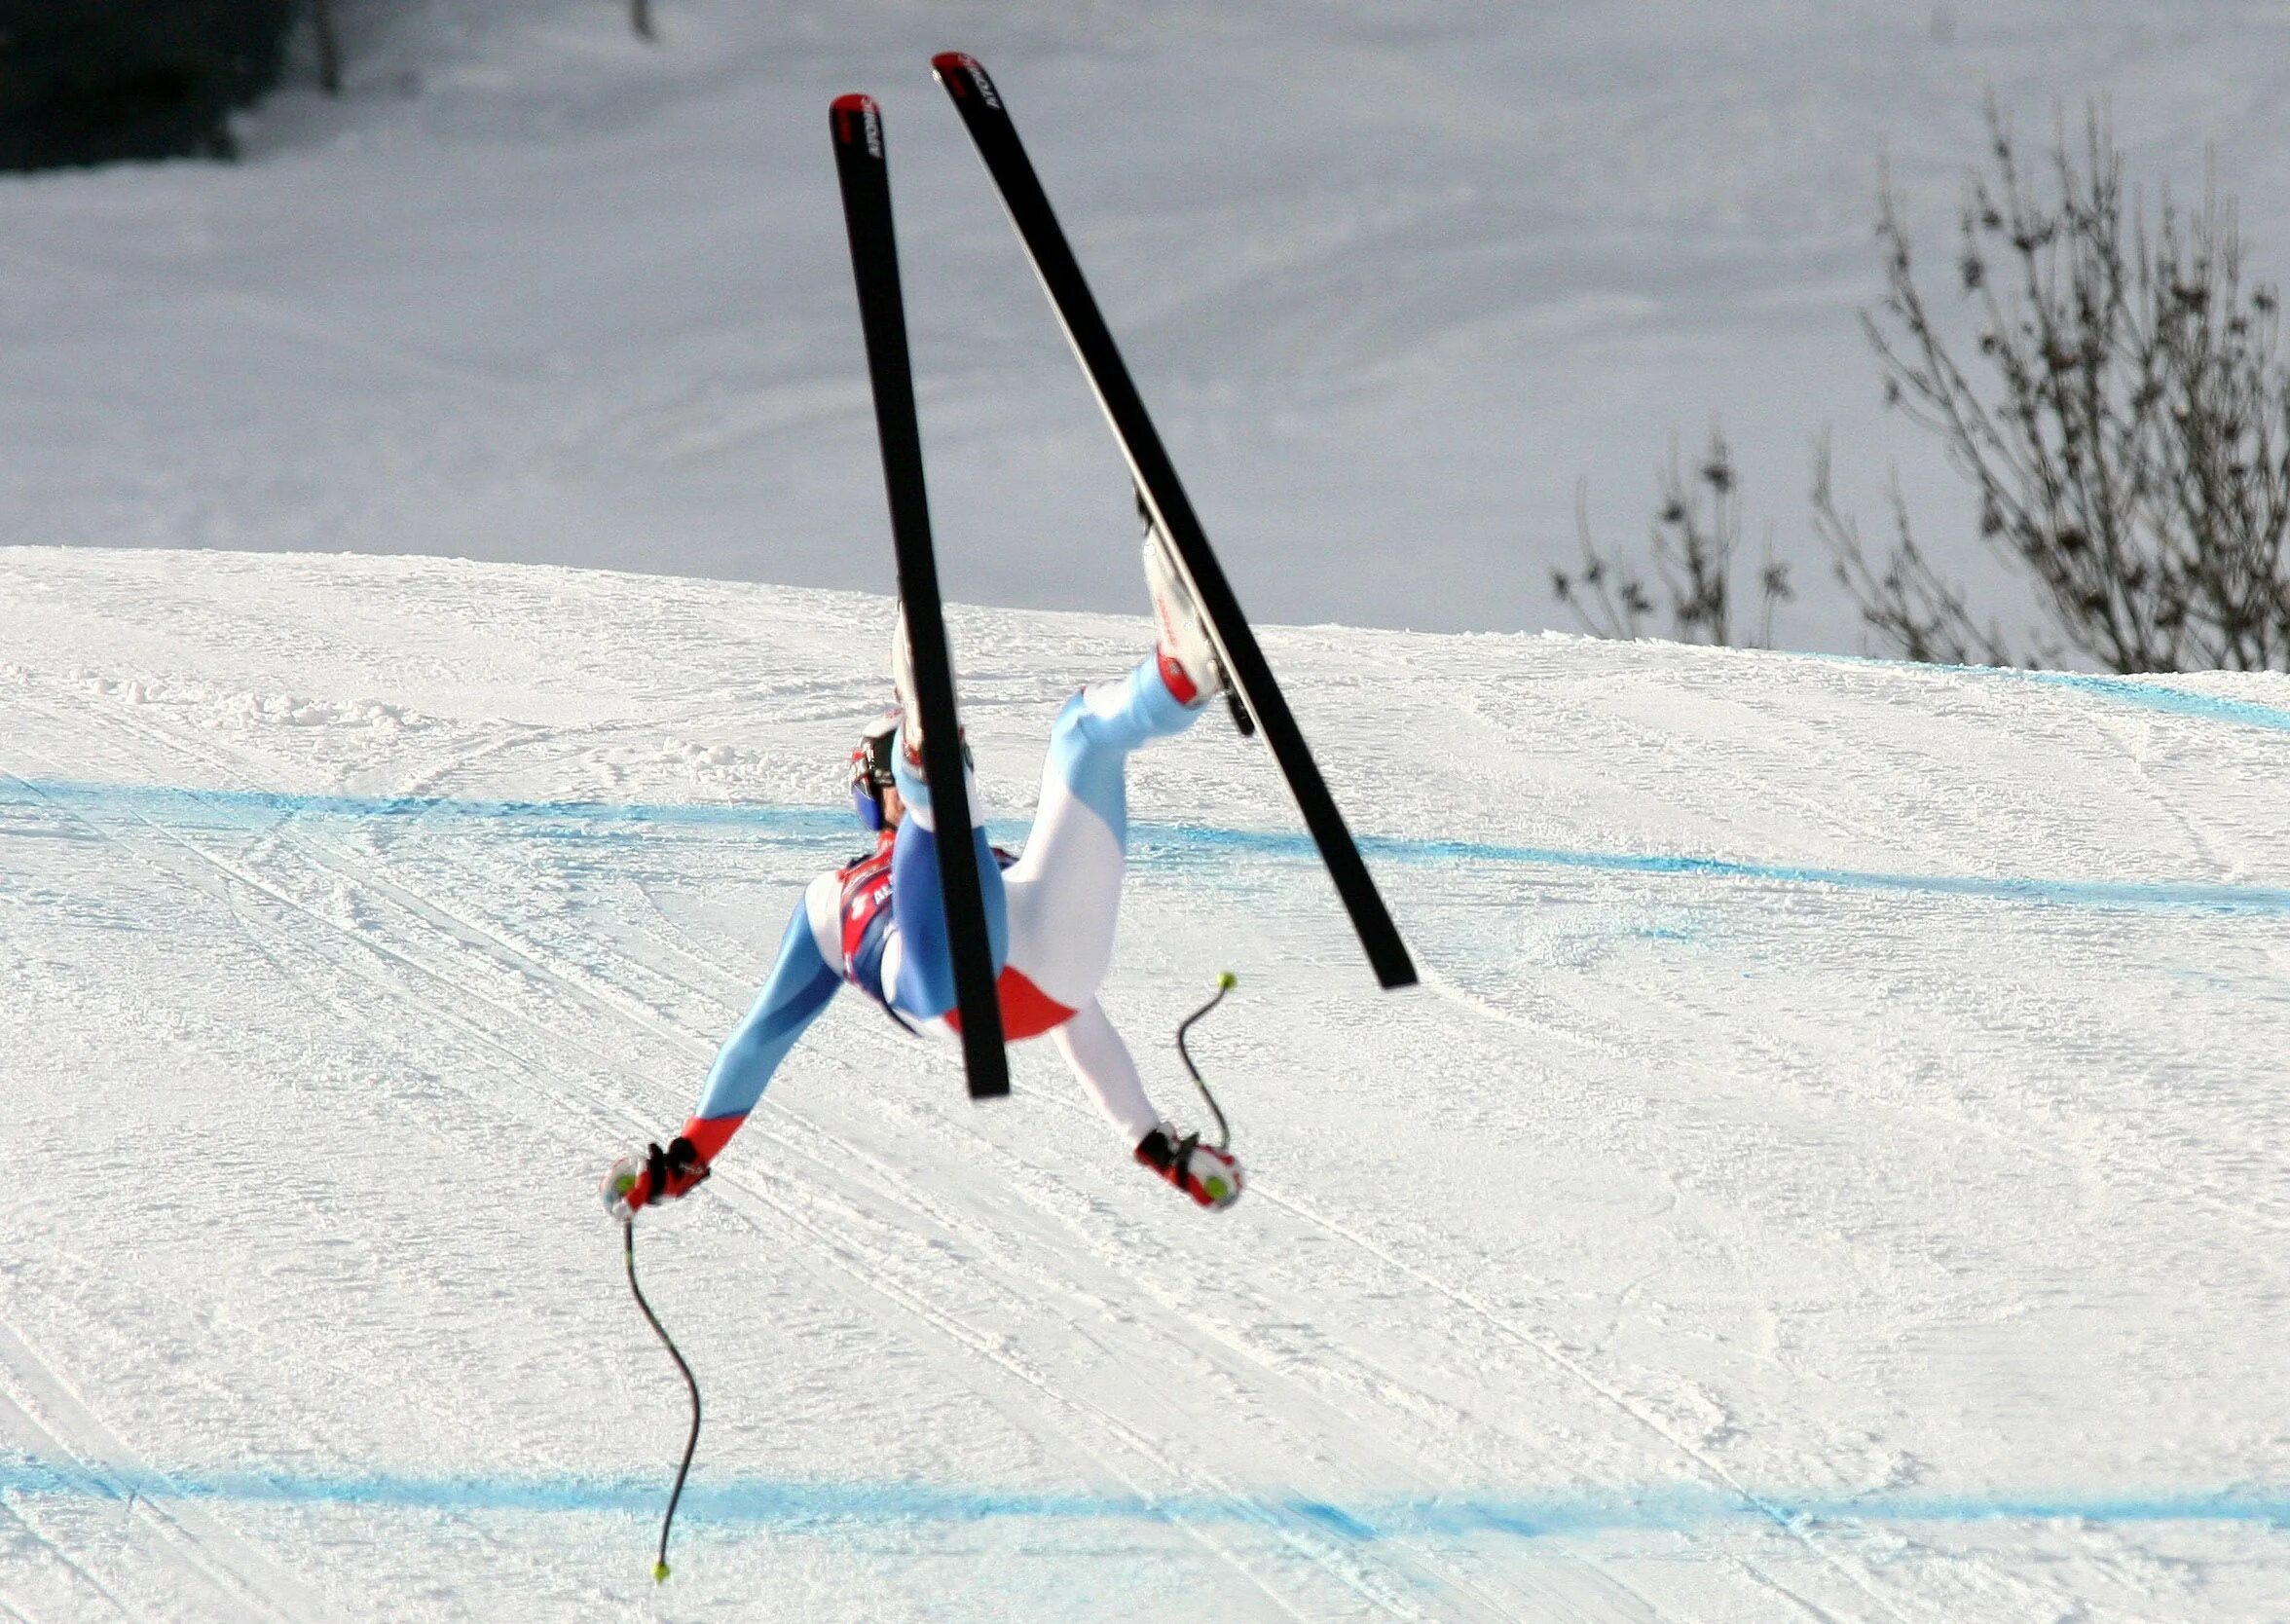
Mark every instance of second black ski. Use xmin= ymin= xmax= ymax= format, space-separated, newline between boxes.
xmin=931 ymin=53 xmax=1418 ymax=992
xmin=831 ymin=92 xmax=1011 ymax=1098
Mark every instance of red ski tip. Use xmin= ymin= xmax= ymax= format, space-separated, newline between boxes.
xmin=830 ymin=93 xmax=883 ymax=155
xmin=931 ymin=52 xmax=995 ymax=102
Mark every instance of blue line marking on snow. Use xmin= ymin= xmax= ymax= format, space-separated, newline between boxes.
xmin=2023 ymin=671 xmax=2290 ymax=731
xmin=0 ymin=1458 xmax=2280 ymax=1539
xmin=0 ymin=776 xmax=860 ymax=841
xmin=5 ymin=775 xmax=2288 ymax=915
xmin=1137 ymin=824 xmax=2290 ymax=916
xmin=1791 ymin=647 xmax=2290 ymax=733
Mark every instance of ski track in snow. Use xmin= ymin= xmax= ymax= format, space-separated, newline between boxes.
xmin=3 ymin=550 xmax=2288 ymax=1621
xmin=5 ymin=674 xmax=1702 ymax=1620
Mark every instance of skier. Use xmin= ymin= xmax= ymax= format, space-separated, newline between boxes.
xmin=606 ymin=535 xmax=1244 ymax=1219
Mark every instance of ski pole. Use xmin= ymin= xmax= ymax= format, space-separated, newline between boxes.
xmin=621 ymin=1218 xmax=702 ymax=1581
xmin=1174 ymin=973 xmax=1236 ymax=1151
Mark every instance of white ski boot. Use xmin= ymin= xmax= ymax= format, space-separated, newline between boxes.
xmin=890 ymin=601 xmax=923 ymax=764
xmin=1140 ymin=525 xmax=1224 ymax=709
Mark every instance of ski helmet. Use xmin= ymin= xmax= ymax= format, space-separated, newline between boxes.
xmin=849 ymin=709 xmax=902 ymax=830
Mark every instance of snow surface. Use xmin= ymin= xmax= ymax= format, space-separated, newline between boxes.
xmin=2 ymin=544 xmax=2286 ymax=1621
xmin=7 ymin=0 xmax=2290 ymax=647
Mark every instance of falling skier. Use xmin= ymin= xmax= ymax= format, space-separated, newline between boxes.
xmin=606 ymin=535 xmax=1244 ymax=1219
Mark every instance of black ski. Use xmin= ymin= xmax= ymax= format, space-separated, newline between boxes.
xmin=930 ymin=54 xmax=1418 ymax=992
xmin=831 ymin=92 xmax=1011 ymax=1098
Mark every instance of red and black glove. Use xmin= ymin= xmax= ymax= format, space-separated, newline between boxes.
xmin=602 ymin=1135 xmax=710 ymax=1221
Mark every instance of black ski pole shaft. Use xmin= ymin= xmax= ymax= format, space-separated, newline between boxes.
xmin=623 ymin=1220 xmax=701 ymax=1582
xmin=1175 ymin=973 xmax=1236 ymax=1152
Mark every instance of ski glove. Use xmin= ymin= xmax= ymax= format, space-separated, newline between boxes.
xmin=603 ymin=1136 xmax=710 ymax=1222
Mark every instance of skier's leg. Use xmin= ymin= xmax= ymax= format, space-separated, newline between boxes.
xmin=1053 ymin=997 xmax=1242 ymax=1209
xmin=1050 ymin=997 xmax=1163 ymax=1144
xmin=1011 ymin=648 xmax=1241 ymax=1211
xmin=885 ymin=735 xmax=1009 ymax=1019
xmin=1002 ymin=656 xmax=1202 ymax=1010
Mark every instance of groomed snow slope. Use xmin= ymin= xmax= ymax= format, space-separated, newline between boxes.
xmin=1 ymin=546 xmax=2285 ymax=1622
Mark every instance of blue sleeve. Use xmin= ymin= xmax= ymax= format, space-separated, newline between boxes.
xmin=888 ymin=812 xmax=1009 ymax=1018
xmin=693 ymin=903 xmax=841 ymax=1124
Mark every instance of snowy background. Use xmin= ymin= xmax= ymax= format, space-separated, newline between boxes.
xmin=6 ymin=0 xmax=2290 ymax=649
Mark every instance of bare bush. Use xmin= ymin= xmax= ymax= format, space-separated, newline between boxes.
xmin=1554 ymin=429 xmax=1794 ymax=648
xmin=1811 ymin=439 xmax=2015 ymax=666
xmin=1824 ymin=101 xmax=2290 ymax=671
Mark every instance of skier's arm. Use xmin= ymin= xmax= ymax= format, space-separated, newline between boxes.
xmin=677 ymin=896 xmax=842 ymax=1165
xmin=1050 ymin=998 xmax=1163 ymax=1145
